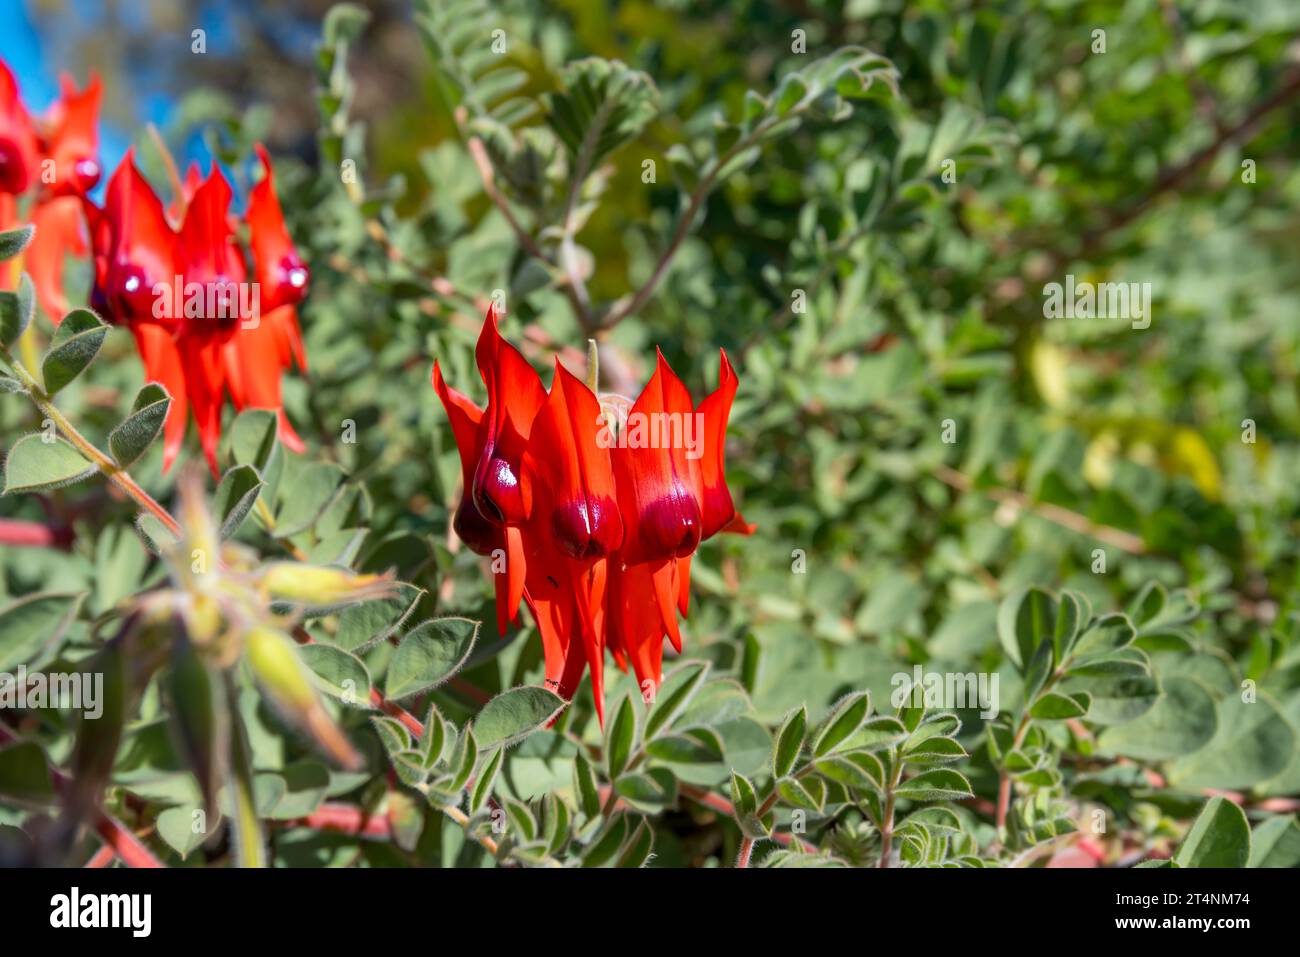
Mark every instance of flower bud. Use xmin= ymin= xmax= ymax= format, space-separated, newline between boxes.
xmin=243 ymin=625 xmax=360 ymax=769
xmin=260 ymin=562 xmax=394 ymax=609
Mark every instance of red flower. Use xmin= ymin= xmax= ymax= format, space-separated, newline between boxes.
xmin=0 ymin=60 xmax=41 ymax=196
xmin=85 ymin=149 xmax=309 ymax=474
xmin=433 ymin=308 xmax=752 ymax=720
xmin=0 ymin=63 xmax=101 ymax=320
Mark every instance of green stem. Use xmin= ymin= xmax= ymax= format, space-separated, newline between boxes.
xmin=0 ymin=344 xmax=181 ymax=537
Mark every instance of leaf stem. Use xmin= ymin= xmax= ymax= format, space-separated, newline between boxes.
xmin=0 ymin=343 xmax=181 ymax=537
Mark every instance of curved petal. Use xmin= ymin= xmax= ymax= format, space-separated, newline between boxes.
xmin=247 ymin=144 xmax=309 ymax=318
xmin=43 ymin=72 xmax=102 ymax=196
xmin=431 ymin=360 xmax=500 ymax=559
xmin=471 ymin=305 xmax=545 ymax=526
xmin=0 ymin=60 xmax=41 ymax=196
xmin=612 ymin=350 xmax=703 ymax=566
xmin=222 ymin=306 xmax=304 ymax=453
xmin=695 ymin=349 xmax=742 ymax=540
xmin=523 ymin=360 xmax=623 ymax=561
xmin=26 ymin=196 xmax=85 ymax=320
xmin=176 ymin=330 xmax=226 ymax=476
xmin=96 ymin=152 xmax=179 ymax=325
xmin=606 ymin=558 xmax=680 ymax=691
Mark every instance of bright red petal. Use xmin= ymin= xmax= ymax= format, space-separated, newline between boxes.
xmin=0 ymin=59 xmax=41 ymax=195
xmin=222 ymin=306 xmax=304 ymax=452
xmin=471 ymin=305 xmax=546 ymax=526
xmin=26 ymin=196 xmax=85 ymax=320
xmin=431 ymin=359 xmax=499 ymax=559
xmin=247 ymin=144 xmax=309 ymax=316
xmin=612 ymin=350 xmax=703 ymax=565
xmin=43 ymin=72 xmax=102 ymax=196
xmin=94 ymin=152 xmax=180 ymax=324
xmin=523 ymin=360 xmax=623 ymax=561
xmin=696 ymin=349 xmax=741 ymax=541
xmin=176 ymin=330 xmax=226 ymax=476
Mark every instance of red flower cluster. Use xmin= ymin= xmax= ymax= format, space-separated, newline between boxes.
xmin=83 ymin=148 xmax=310 ymax=473
xmin=0 ymin=59 xmax=101 ymax=318
xmin=433 ymin=309 xmax=752 ymax=719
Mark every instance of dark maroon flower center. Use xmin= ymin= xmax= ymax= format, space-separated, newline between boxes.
xmin=552 ymin=495 xmax=621 ymax=560
xmin=0 ymin=139 xmax=30 ymax=194
xmin=639 ymin=484 xmax=702 ymax=560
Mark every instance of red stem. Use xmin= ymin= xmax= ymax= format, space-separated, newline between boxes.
xmin=93 ymin=814 xmax=163 ymax=869
xmin=0 ymin=518 xmax=70 ymax=549
xmin=85 ymin=845 xmax=116 ymax=868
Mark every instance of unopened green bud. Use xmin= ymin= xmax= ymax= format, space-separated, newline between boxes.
xmin=244 ymin=626 xmax=361 ymax=769
xmin=261 ymin=563 xmax=394 ymax=609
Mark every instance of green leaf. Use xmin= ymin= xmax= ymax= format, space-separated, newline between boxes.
xmin=581 ymin=814 xmax=629 ymax=868
xmin=614 ymin=769 xmax=677 ymax=814
xmin=543 ymin=794 xmax=571 ymax=856
xmin=1173 ymin=797 xmax=1250 ymax=868
xmin=644 ymin=732 xmax=721 ymax=764
xmin=0 ymin=591 xmax=85 ymax=672
xmin=41 ymin=309 xmax=108 ymax=394
xmin=212 ymin=464 xmax=264 ymax=539
xmin=1022 ymin=638 xmax=1055 ymax=702
xmin=729 ymin=771 xmax=771 ymax=835
xmin=472 ymin=686 xmax=566 ymax=749
xmin=264 ymin=762 xmax=332 ymax=820
xmin=644 ymin=660 xmax=709 ymax=740
xmin=274 ymin=462 xmax=345 ymax=537
xmin=901 ymin=736 xmax=968 ymax=765
xmin=384 ymin=617 xmax=479 ymax=700
xmin=0 ymin=225 xmax=35 ymax=261
xmin=814 ymin=750 xmax=884 ymax=791
xmin=1096 ymin=677 xmax=1217 ymax=761
xmin=894 ymin=768 xmax=973 ymax=802
xmin=330 ymin=583 xmax=425 ymax=653
xmin=2 ymin=434 xmax=96 ymax=494
xmin=370 ymin=716 xmax=411 ymax=755
xmin=108 ymin=383 xmax=172 ymax=467
xmin=230 ymin=408 xmax=282 ymax=494
xmin=777 ymin=775 xmax=825 ymax=811
xmin=135 ymin=512 xmax=181 ymax=553
xmin=616 ymin=817 xmax=655 ymax=867
xmin=299 ymin=643 xmax=372 ymax=708
xmin=156 ymin=805 xmax=215 ymax=859
xmin=447 ymin=726 xmax=477 ymax=792
xmin=470 ymin=746 xmax=505 ymax=813
xmin=1071 ymin=613 xmax=1137 ymax=658
xmin=574 ymin=752 xmax=601 ymax=818
xmin=1052 ymin=590 xmax=1086 ymax=660
xmin=1028 ymin=691 xmax=1090 ymax=720
xmin=543 ymin=58 xmax=659 ymax=169
xmin=1168 ymin=695 xmax=1295 ymax=790
xmin=1249 ymin=815 xmax=1300 ymax=868
xmin=772 ymin=705 xmax=807 ymax=778
xmin=1062 ymin=670 xmax=1157 ymax=724
xmin=844 ymin=715 xmax=909 ymax=752
xmin=604 ymin=694 xmax=638 ymax=779
xmin=0 ymin=272 xmax=35 ymax=345
xmin=813 ymin=691 xmax=871 ymax=757
xmin=0 ymin=740 xmax=55 ymax=805
xmin=730 ymin=770 xmax=757 ymax=817
xmin=998 ymin=586 xmax=1054 ymax=669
